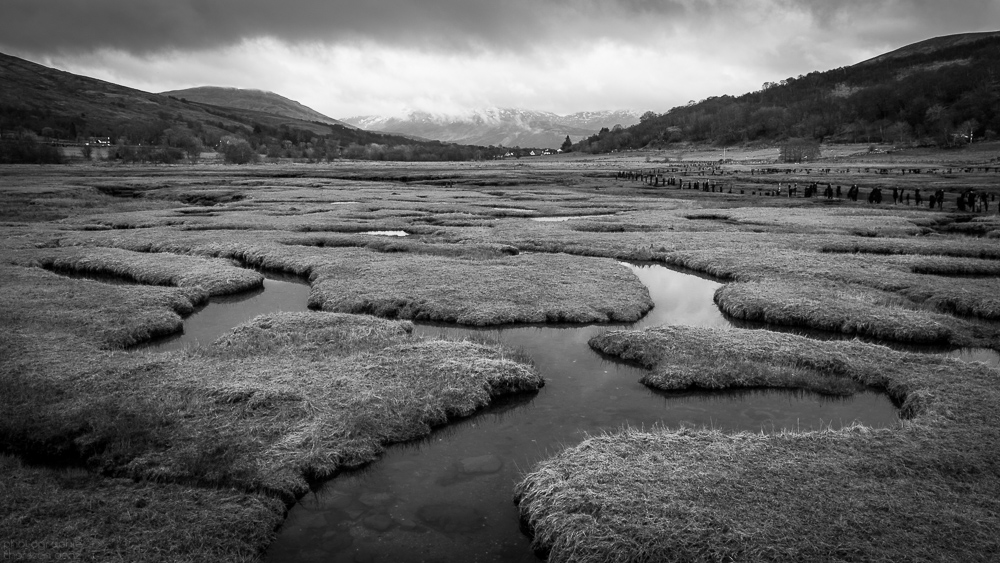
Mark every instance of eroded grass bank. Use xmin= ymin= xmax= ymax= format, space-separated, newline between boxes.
xmin=514 ymin=326 xmax=1000 ymax=562
xmin=1 ymin=260 xmax=542 ymax=559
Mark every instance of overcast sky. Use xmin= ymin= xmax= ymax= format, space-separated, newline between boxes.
xmin=2 ymin=1 xmax=997 ymax=119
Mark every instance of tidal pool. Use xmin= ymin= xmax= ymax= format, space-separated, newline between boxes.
xmin=263 ymin=263 xmax=900 ymax=563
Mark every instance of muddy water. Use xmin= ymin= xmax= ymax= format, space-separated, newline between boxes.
xmin=263 ymin=263 xmax=900 ymax=563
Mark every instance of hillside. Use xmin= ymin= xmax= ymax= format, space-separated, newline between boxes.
xmin=0 ymin=52 xmax=497 ymax=162
xmin=343 ymin=108 xmax=640 ymax=148
xmin=575 ymin=31 xmax=1000 ymax=153
xmin=160 ymin=86 xmax=354 ymax=129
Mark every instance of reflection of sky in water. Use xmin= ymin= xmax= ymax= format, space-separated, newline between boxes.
xmin=947 ymin=347 xmax=1000 ymax=367
xmin=361 ymin=230 xmax=408 ymax=236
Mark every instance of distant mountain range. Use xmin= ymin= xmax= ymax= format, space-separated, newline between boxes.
xmin=159 ymin=86 xmax=356 ymax=129
xmin=342 ymin=108 xmax=641 ymax=148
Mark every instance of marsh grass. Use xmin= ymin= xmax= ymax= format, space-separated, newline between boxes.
xmin=1 ymin=307 xmax=543 ymax=493
xmin=0 ymin=454 xmax=284 ymax=563
xmin=515 ymin=426 xmax=1000 ymax=563
xmin=0 ymin=264 xmax=196 ymax=348
xmin=284 ymin=234 xmax=519 ymax=259
xmin=591 ymin=326 xmax=872 ymax=396
xmin=714 ymin=279 xmax=965 ymax=345
xmin=306 ymin=249 xmax=654 ymax=325
xmin=5 ymin=162 xmax=1000 ymax=561
xmin=518 ymin=324 xmax=1000 ymax=562
xmin=821 ymin=237 xmax=1000 ymax=259
xmin=27 ymin=246 xmax=264 ymax=295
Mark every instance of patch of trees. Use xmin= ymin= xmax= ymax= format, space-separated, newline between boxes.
xmin=0 ymin=132 xmax=64 ymax=164
xmin=574 ymin=35 xmax=1000 ymax=153
xmin=779 ymin=139 xmax=821 ymax=163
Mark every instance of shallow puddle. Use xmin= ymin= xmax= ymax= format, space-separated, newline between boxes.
xmin=361 ymin=230 xmax=408 ymax=236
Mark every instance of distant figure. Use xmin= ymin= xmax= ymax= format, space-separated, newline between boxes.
xmin=892 ymin=187 xmax=899 ymax=204
xmin=914 ymin=188 xmax=922 ymax=206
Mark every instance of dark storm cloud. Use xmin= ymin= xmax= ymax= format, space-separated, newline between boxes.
xmin=777 ymin=0 xmax=1000 ymax=46
xmin=2 ymin=0 xmax=994 ymax=66
xmin=1 ymin=0 xmax=557 ymax=53
xmin=0 ymin=0 xmax=709 ymax=55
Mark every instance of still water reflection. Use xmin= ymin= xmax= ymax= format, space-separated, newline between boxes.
xmin=264 ymin=263 xmax=900 ymax=563
xmin=136 ymin=272 xmax=311 ymax=351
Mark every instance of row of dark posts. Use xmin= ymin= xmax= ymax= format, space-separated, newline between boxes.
xmin=616 ymin=169 xmax=997 ymax=211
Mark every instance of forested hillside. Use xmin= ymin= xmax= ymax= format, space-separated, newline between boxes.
xmin=576 ymin=32 xmax=1000 ymax=153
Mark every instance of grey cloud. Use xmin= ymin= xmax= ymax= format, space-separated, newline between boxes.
xmin=1 ymin=0 xmax=583 ymax=54
xmin=0 ymin=0 xmax=736 ymax=56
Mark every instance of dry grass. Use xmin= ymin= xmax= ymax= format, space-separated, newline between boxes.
xmin=4 ymin=160 xmax=1000 ymax=561
xmin=713 ymin=279 xmax=989 ymax=346
xmin=0 ymin=264 xmax=197 ymax=348
xmin=306 ymin=249 xmax=654 ymax=325
xmin=0 ymin=454 xmax=284 ymax=563
xmin=517 ymin=324 xmax=1000 ymax=562
xmin=25 ymin=246 xmax=263 ymax=295
xmin=515 ymin=426 xmax=1000 ymax=563
xmin=821 ymin=236 xmax=1000 ymax=260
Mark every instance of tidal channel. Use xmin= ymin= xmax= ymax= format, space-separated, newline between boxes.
xmin=257 ymin=263 xmax=902 ymax=563
xmin=129 ymin=259 xmax=997 ymax=562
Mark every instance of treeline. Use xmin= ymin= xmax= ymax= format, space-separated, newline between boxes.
xmin=575 ymin=35 xmax=1000 ymax=153
xmin=0 ymin=133 xmax=64 ymax=164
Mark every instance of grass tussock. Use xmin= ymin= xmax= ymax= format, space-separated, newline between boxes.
xmin=666 ymin=245 xmax=1000 ymax=322
xmin=909 ymin=255 xmax=1000 ymax=277
xmin=714 ymin=279 xmax=970 ymax=345
xmin=1 ymin=310 xmax=542 ymax=498
xmin=518 ymin=324 xmax=1000 ymax=562
xmin=308 ymin=250 xmax=654 ymax=325
xmin=0 ymin=454 xmax=284 ymax=563
xmin=821 ymin=237 xmax=1000 ymax=260
xmin=515 ymin=426 xmax=1000 ymax=563
xmin=0 ymin=264 xmax=197 ymax=348
xmin=284 ymin=234 xmax=519 ymax=259
xmin=590 ymin=326 xmax=875 ymax=397
xmin=28 ymin=246 xmax=263 ymax=295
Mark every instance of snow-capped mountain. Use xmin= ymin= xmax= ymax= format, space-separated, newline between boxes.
xmin=341 ymin=108 xmax=640 ymax=148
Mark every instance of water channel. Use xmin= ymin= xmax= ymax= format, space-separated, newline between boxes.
xmin=129 ymin=261 xmax=927 ymax=562
xmin=127 ymin=260 xmax=1000 ymax=562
